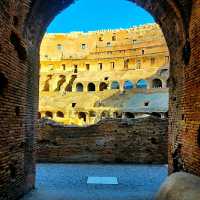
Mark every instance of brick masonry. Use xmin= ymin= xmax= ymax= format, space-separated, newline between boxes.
xmin=37 ymin=117 xmax=168 ymax=164
xmin=0 ymin=0 xmax=199 ymax=200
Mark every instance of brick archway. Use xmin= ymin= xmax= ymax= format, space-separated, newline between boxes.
xmin=1 ymin=1 xmax=199 ymax=200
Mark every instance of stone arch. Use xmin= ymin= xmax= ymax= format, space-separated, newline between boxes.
xmin=124 ymin=80 xmax=134 ymax=90
xmin=87 ymin=82 xmax=95 ymax=92
xmin=111 ymin=81 xmax=120 ymax=89
xmin=152 ymin=78 xmax=162 ymax=88
xmin=78 ymin=112 xmax=86 ymax=122
xmin=99 ymin=82 xmax=108 ymax=91
xmin=45 ymin=111 xmax=53 ymax=118
xmin=56 ymin=111 xmax=64 ymax=118
xmin=136 ymin=79 xmax=148 ymax=89
xmin=2 ymin=0 xmax=193 ymax=197
xmin=76 ymin=83 xmax=83 ymax=92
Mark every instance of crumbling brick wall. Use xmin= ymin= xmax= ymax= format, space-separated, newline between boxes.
xmin=37 ymin=117 xmax=168 ymax=164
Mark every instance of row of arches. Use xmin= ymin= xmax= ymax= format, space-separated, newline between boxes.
xmin=43 ymin=78 xmax=167 ymax=92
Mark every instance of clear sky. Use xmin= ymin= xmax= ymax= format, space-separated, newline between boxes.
xmin=47 ymin=0 xmax=155 ymax=33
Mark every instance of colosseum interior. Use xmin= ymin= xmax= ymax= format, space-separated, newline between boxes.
xmin=0 ymin=0 xmax=200 ymax=200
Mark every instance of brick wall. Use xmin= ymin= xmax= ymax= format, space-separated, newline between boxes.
xmin=0 ymin=1 xmax=199 ymax=200
xmin=37 ymin=117 xmax=168 ymax=164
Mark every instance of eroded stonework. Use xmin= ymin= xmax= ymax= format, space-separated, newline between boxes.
xmin=39 ymin=24 xmax=169 ymax=126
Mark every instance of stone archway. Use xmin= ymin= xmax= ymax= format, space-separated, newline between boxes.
xmin=0 ymin=1 xmax=199 ymax=199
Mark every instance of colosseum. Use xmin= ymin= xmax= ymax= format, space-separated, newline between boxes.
xmin=39 ymin=24 xmax=169 ymax=126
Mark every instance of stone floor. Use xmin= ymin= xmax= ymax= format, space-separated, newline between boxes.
xmin=22 ymin=164 xmax=168 ymax=200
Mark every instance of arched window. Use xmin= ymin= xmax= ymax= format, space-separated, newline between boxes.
xmin=43 ymin=75 xmax=52 ymax=91
xmin=136 ymin=79 xmax=148 ymax=88
xmin=55 ymin=75 xmax=65 ymax=91
xmin=111 ymin=81 xmax=120 ymax=89
xmin=56 ymin=111 xmax=64 ymax=118
xmin=78 ymin=112 xmax=86 ymax=122
xmin=124 ymin=80 xmax=134 ymax=90
xmin=76 ymin=83 xmax=83 ymax=92
xmin=99 ymin=82 xmax=108 ymax=91
xmin=87 ymin=83 xmax=95 ymax=91
xmin=45 ymin=111 xmax=53 ymax=118
xmin=152 ymin=79 xmax=162 ymax=88
xmin=101 ymin=111 xmax=110 ymax=118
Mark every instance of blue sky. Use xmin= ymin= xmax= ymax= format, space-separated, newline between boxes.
xmin=47 ymin=0 xmax=155 ymax=33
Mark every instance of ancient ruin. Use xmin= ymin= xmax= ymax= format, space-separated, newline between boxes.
xmin=0 ymin=0 xmax=200 ymax=200
xmin=39 ymin=24 xmax=169 ymax=126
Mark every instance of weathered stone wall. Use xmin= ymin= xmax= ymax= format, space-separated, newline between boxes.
xmin=37 ymin=117 xmax=168 ymax=164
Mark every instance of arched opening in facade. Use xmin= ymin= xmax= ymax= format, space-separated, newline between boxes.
xmin=43 ymin=75 xmax=52 ymax=91
xmin=89 ymin=111 xmax=96 ymax=117
xmin=55 ymin=75 xmax=66 ymax=91
xmin=45 ymin=111 xmax=53 ymax=118
xmin=152 ymin=79 xmax=162 ymax=88
xmin=56 ymin=111 xmax=64 ymax=118
xmin=99 ymin=82 xmax=108 ymax=91
xmin=101 ymin=111 xmax=110 ymax=119
xmin=78 ymin=112 xmax=87 ymax=122
xmin=76 ymin=83 xmax=84 ymax=92
xmin=124 ymin=80 xmax=134 ymax=90
xmin=136 ymin=79 xmax=148 ymax=89
xmin=87 ymin=82 xmax=95 ymax=91
xmin=111 ymin=81 xmax=120 ymax=89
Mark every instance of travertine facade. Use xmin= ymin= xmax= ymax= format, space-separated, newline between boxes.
xmin=39 ymin=24 xmax=169 ymax=126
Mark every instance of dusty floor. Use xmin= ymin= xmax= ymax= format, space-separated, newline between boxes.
xmin=21 ymin=164 xmax=167 ymax=200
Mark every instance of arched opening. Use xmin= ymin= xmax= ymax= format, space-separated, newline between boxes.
xmin=43 ymin=75 xmax=52 ymax=91
xmin=89 ymin=111 xmax=96 ymax=117
xmin=136 ymin=79 xmax=148 ymax=89
xmin=101 ymin=111 xmax=110 ymax=119
xmin=45 ymin=111 xmax=53 ymax=118
xmin=78 ymin=112 xmax=86 ymax=122
xmin=55 ymin=75 xmax=66 ymax=91
xmin=124 ymin=80 xmax=134 ymax=90
xmin=76 ymin=83 xmax=83 ymax=92
xmin=2 ymin=0 xmax=194 ymax=199
xmin=56 ymin=111 xmax=64 ymax=118
xmin=152 ymin=79 xmax=162 ymax=88
xmin=99 ymin=82 xmax=108 ymax=91
xmin=111 ymin=81 xmax=120 ymax=89
xmin=87 ymin=82 xmax=95 ymax=92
